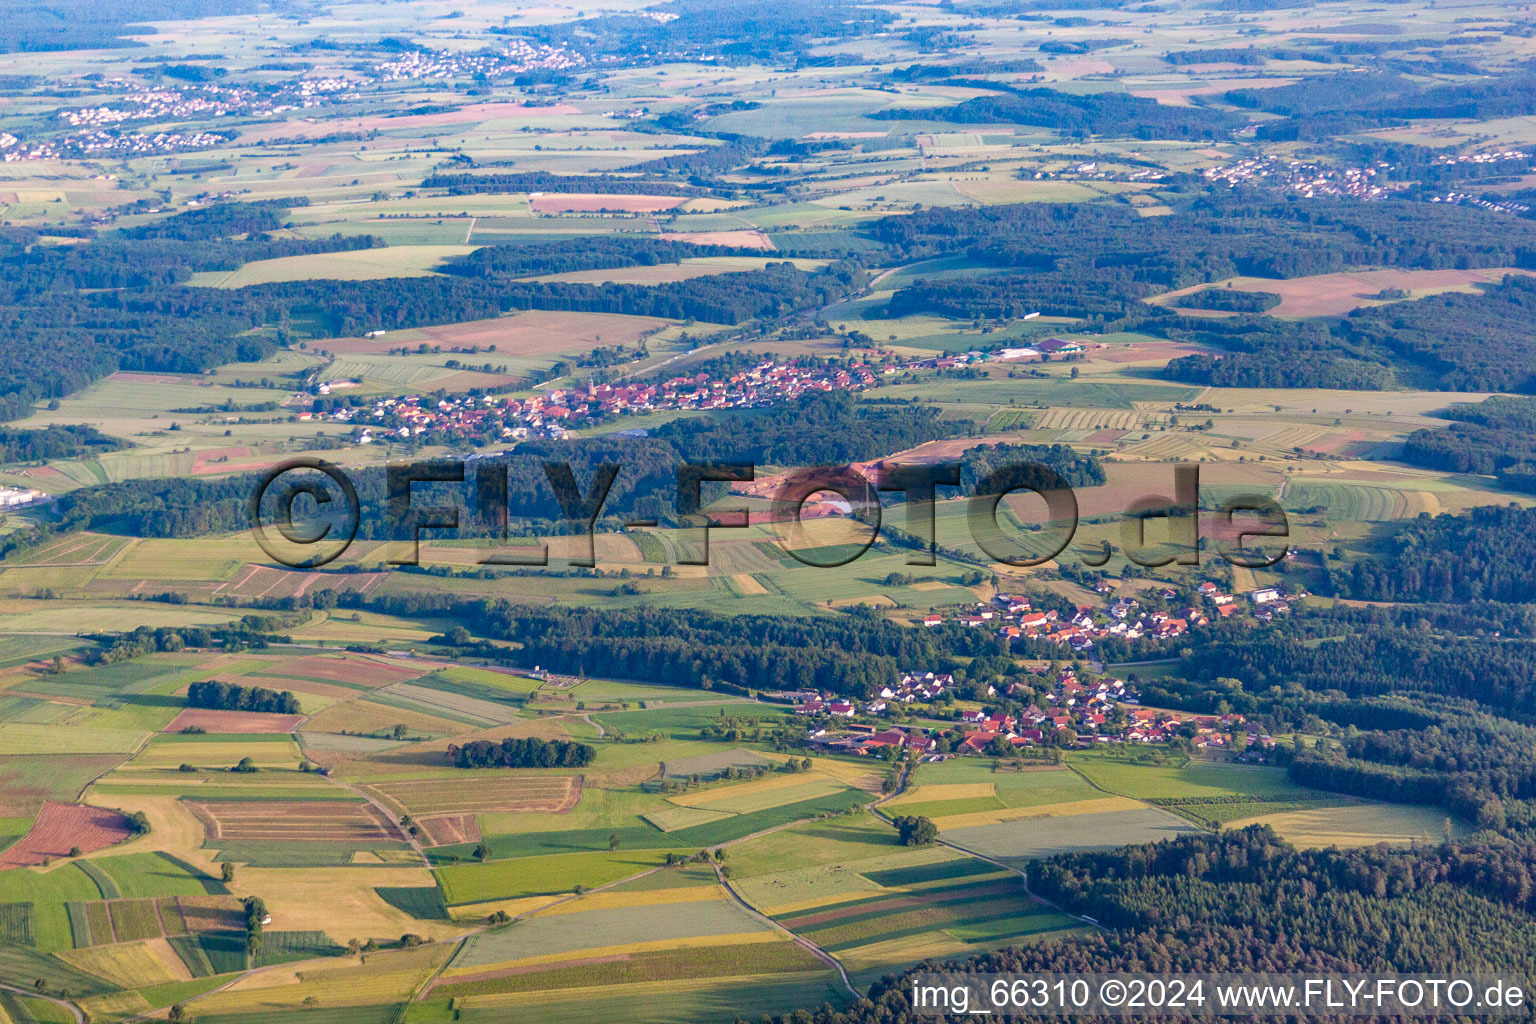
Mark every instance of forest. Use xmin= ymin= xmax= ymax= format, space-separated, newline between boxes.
xmin=1171 ymin=288 xmax=1281 ymax=313
xmin=1161 ymin=316 xmax=1395 ymax=390
xmin=1333 ymin=505 xmax=1536 ymax=604
xmin=0 ymin=0 xmax=261 ymax=53
xmin=0 ymin=424 xmax=124 ymax=463
xmin=872 ymin=86 xmax=1244 ymax=140
xmin=872 ymin=197 xmax=1536 ymax=338
xmin=1226 ymin=69 xmax=1536 ymax=140
xmin=482 ymin=603 xmax=1001 ymax=696
xmin=1341 ymin=275 xmax=1536 ymax=393
xmin=1167 ymin=276 xmax=1536 ymax=392
xmin=1398 ymin=397 xmax=1536 ymax=490
xmin=442 ymin=237 xmax=757 ymax=279
xmin=511 ymin=0 xmax=894 ymax=64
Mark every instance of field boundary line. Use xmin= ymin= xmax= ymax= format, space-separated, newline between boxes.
xmin=710 ymin=859 xmax=858 ymax=1001
xmin=336 ymin=779 xmax=430 ymax=867
xmin=871 ymin=759 xmax=1099 ymax=930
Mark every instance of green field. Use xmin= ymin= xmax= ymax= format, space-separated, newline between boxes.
xmin=0 ymin=864 xmax=104 ymax=953
xmin=1067 ymin=754 xmax=1316 ymax=801
xmin=93 ymin=852 xmax=226 ymax=898
xmin=436 ymin=849 xmax=696 ymax=905
xmin=944 ymin=807 xmax=1201 ymax=865
xmin=252 ymin=931 xmax=347 ymax=968
xmin=453 ymin=899 xmax=774 ymax=967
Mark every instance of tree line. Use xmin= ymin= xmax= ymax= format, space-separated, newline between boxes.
xmin=187 ymin=680 xmax=301 ymax=715
xmin=448 ymin=737 xmax=595 ymax=768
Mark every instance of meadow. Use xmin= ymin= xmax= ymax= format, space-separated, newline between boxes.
xmin=943 ymin=807 xmax=1200 ymax=865
xmin=435 ymin=850 xmax=695 ymax=905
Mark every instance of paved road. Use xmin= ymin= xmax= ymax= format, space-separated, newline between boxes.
xmin=1 ymin=983 xmax=84 ymax=1023
xmin=711 ymin=859 xmax=858 ymax=1000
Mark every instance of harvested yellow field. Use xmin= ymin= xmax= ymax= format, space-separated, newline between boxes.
xmin=197 ymin=946 xmax=452 ymax=1013
xmin=57 ymin=940 xmax=183 ymax=988
xmin=196 ymin=968 xmax=434 ymax=1013
xmin=932 ymin=796 xmax=1145 ymax=831
xmin=79 ymin=992 xmax=152 ymax=1018
xmin=74 ymin=793 xmax=214 ymax=869
xmin=910 ymin=581 xmax=950 ymax=592
xmin=759 ymin=752 xmax=884 ymax=789
xmin=670 ymin=772 xmax=842 ymax=810
xmin=1230 ymin=803 xmax=1461 ymax=849
xmin=536 ymin=884 xmax=730 ymax=917
xmin=839 ymin=932 xmax=971 ymax=974
xmin=762 ymin=889 xmax=886 ymax=917
xmin=302 ymin=699 xmax=468 ymax=739
xmin=447 ymin=894 xmax=562 ymax=924
xmin=441 ymin=932 xmax=785 ymax=976
xmin=144 ymin=937 xmax=194 ymax=981
xmin=238 ymin=867 xmax=467 ymax=943
xmin=732 ymin=573 xmax=768 ymax=596
xmin=643 ymin=805 xmax=734 ymax=832
xmin=887 ymin=783 xmax=997 ymax=807
xmin=133 ymin=739 xmax=302 ymax=768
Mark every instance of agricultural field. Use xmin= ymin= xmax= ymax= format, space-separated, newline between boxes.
xmin=361 ymin=775 xmax=581 ymax=818
xmin=187 ymin=800 xmax=403 ymax=844
xmin=435 ymin=849 xmax=697 ymax=906
xmin=0 ymin=803 xmax=138 ymax=869
xmin=1228 ymin=803 xmax=1465 ymax=849
xmin=942 ymin=807 xmax=1200 ymax=866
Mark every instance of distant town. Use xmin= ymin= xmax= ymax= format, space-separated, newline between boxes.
xmin=315 ymin=343 xmax=1088 ymax=444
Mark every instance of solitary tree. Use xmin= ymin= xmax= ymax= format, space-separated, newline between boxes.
xmin=221 ymin=863 xmax=236 ymax=883
xmin=894 ymin=815 xmax=939 ymax=847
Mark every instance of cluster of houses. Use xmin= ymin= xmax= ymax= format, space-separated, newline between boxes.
xmin=790 ymin=666 xmax=1275 ymax=758
xmin=311 ymin=340 xmax=1096 ymax=445
xmin=1 ymin=128 xmax=229 ymax=161
xmin=55 ymin=77 xmax=353 ymax=129
xmin=920 ymin=584 xmax=1297 ymax=652
xmin=1206 ymin=148 xmax=1536 ymax=211
xmin=6 ymin=41 xmax=583 ymax=163
xmin=1428 ymin=190 xmax=1531 ymax=217
xmin=329 ymin=359 xmax=891 ymax=442
xmin=371 ymin=39 xmax=583 ymax=83
xmin=1203 ymin=154 xmax=1395 ymax=200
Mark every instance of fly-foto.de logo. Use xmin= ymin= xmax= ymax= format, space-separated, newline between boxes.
xmin=249 ymin=457 xmax=1290 ymax=571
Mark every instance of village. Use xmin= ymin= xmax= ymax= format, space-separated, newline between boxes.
xmin=317 ymin=341 xmax=1089 ymax=444
xmin=6 ymin=40 xmax=584 ymax=161
xmin=774 ymin=582 xmax=1295 ymax=760
xmin=783 ymin=658 xmax=1277 ymax=760
xmin=920 ymin=580 xmax=1299 ymax=653
xmin=1204 ymin=147 xmax=1535 ymax=206
xmin=1203 ymin=153 xmax=1397 ymax=200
